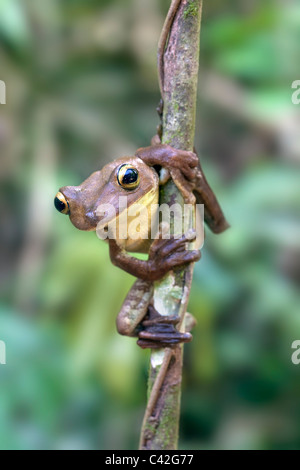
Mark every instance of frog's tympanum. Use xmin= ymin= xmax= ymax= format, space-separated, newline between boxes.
xmin=54 ymin=144 xmax=229 ymax=348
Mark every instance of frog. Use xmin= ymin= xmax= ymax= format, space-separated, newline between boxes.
xmin=54 ymin=143 xmax=228 ymax=349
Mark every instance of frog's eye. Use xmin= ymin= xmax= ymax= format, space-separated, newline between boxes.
xmin=117 ymin=164 xmax=140 ymax=190
xmin=54 ymin=192 xmax=70 ymax=215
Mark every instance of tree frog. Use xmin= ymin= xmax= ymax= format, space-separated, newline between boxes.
xmin=54 ymin=144 xmax=228 ymax=348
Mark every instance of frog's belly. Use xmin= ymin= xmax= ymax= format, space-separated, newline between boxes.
xmin=114 ymin=189 xmax=159 ymax=253
xmin=118 ymin=236 xmax=153 ymax=254
xmin=115 ymin=207 xmax=158 ymax=253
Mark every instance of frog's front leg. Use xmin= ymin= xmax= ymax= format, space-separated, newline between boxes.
xmin=136 ymin=144 xmax=197 ymax=204
xmin=135 ymin=144 xmax=198 ymax=187
xmin=109 ymin=231 xmax=201 ymax=282
xmin=136 ymin=144 xmax=230 ymax=232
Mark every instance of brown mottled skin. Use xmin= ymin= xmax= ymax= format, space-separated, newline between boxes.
xmin=55 ymin=144 xmax=229 ymax=348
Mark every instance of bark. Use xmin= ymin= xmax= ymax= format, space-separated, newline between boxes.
xmin=139 ymin=0 xmax=203 ymax=450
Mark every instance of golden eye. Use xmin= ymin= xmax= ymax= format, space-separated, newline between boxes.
xmin=54 ymin=192 xmax=70 ymax=215
xmin=117 ymin=164 xmax=140 ymax=190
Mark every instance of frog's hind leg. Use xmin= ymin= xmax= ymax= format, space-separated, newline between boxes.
xmin=116 ymin=279 xmax=153 ymax=338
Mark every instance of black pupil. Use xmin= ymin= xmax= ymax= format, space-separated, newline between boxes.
xmin=54 ymin=197 xmax=66 ymax=213
xmin=121 ymin=167 xmax=138 ymax=186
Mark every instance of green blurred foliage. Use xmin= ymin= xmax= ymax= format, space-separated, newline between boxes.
xmin=0 ymin=0 xmax=299 ymax=450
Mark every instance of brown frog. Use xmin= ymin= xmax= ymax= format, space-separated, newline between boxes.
xmin=54 ymin=144 xmax=228 ymax=348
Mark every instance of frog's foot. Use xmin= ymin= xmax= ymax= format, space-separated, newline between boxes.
xmin=137 ymin=305 xmax=192 ymax=349
xmin=147 ymin=229 xmax=201 ymax=281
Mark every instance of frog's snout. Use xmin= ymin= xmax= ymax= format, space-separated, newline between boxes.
xmin=54 ymin=192 xmax=70 ymax=215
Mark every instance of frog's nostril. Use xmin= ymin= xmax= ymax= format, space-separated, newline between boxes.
xmin=54 ymin=192 xmax=70 ymax=215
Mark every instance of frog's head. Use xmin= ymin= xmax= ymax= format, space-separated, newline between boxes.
xmin=54 ymin=156 xmax=159 ymax=232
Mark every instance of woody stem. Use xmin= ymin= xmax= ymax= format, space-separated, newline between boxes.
xmin=139 ymin=0 xmax=203 ymax=450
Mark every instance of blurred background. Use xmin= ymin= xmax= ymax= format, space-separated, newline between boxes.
xmin=0 ymin=0 xmax=299 ymax=450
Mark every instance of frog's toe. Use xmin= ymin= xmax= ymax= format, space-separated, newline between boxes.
xmin=157 ymin=232 xmax=197 ymax=258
